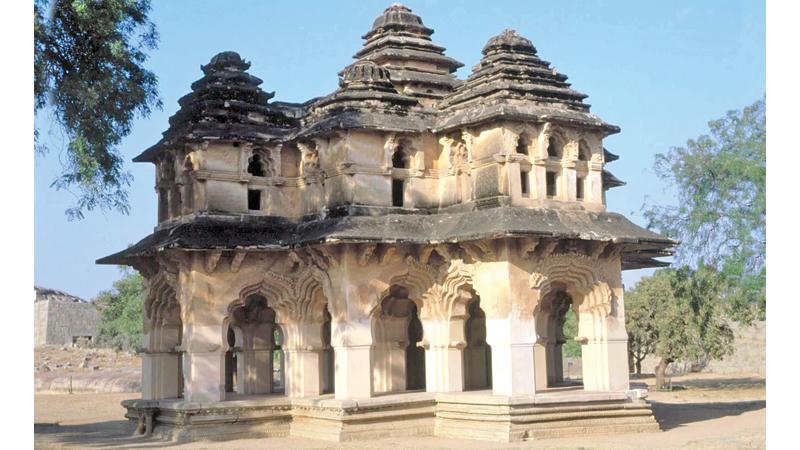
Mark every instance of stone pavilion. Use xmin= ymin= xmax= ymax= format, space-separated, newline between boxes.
xmin=99 ymin=4 xmax=675 ymax=442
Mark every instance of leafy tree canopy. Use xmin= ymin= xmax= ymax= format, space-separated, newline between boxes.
xmin=625 ymin=266 xmax=735 ymax=388
xmin=643 ymin=98 xmax=765 ymax=322
xmin=35 ymin=0 xmax=161 ymax=220
xmin=93 ymin=269 xmax=144 ymax=351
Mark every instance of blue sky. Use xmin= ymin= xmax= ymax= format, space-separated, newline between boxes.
xmin=34 ymin=0 xmax=765 ymax=300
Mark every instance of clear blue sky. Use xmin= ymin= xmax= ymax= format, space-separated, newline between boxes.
xmin=34 ymin=0 xmax=765 ymax=301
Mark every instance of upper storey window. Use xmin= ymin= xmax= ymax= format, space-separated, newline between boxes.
xmin=547 ymin=137 xmax=563 ymax=159
xmin=392 ymin=148 xmax=408 ymax=207
xmin=578 ymin=140 xmax=591 ymax=162
xmin=516 ymin=134 xmax=530 ymax=155
xmin=392 ymin=149 xmax=409 ymax=169
xmin=247 ymin=154 xmax=266 ymax=177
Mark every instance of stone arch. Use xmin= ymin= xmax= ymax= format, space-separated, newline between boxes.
xmin=371 ymin=283 xmax=426 ymax=394
xmin=578 ymin=139 xmax=592 ymax=162
xmin=528 ymin=255 xmax=619 ymax=391
xmin=545 ymin=132 xmax=565 ymax=159
xmin=142 ymin=271 xmax=184 ymax=400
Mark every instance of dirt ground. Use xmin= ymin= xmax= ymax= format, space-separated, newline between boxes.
xmin=34 ymin=372 xmax=765 ymax=450
xmin=34 ymin=346 xmax=141 ymax=393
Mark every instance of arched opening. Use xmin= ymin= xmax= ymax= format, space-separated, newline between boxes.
xmin=144 ymin=285 xmax=184 ymax=400
xmin=578 ymin=140 xmax=591 ymax=162
xmin=391 ymin=149 xmax=408 ymax=207
xmin=547 ymin=136 xmax=563 ymax=159
xmin=516 ymin=133 xmax=530 ymax=155
xmin=540 ymin=289 xmax=582 ymax=388
xmin=405 ymin=302 xmax=426 ymax=390
xmin=321 ymin=308 xmax=335 ymax=394
xmin=225 ymin=294 xmax=281 ymax=397
xmin=247 ymin=153 xmax=266 ymax=177
xmin=372 ymin=285 xmax=426 ymax=394
xmin=463 ymin=297 xmax=492 ymax=391
xmin=272 ymin=326 xmax=285 ymax=393
xmin=182 ymin=157 xmax=194 ymax=213
xmin=224 ymin=325 xmax=238 ymax=393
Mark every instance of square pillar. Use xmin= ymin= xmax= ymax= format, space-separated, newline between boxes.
xmin=486 ymin=317 xmax=537 ymax=396
xmin=141 ymin=351 xmax=182 ymax=400
xmin=285 ymin=349 xmax=323 ymax=397
xmin=421 ymin=317 xmax=465 ymax=393
xmin=183 ymin=324 xmax=226 ymax=402
xmin=332 ymin=320 xmax=373 ymax=399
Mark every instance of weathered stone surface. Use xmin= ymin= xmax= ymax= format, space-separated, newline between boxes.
xmin=34 ymin=287 xmax=97 ymax=347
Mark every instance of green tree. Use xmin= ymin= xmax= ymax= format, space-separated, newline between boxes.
xmin=93 ymin=269 xmax=144 ymax=351
xmin=625 ymin=266 xmax=735 ymax=389
xmin=643 ymin=98 xmax=765 ymax=322
xmin=35 ymin=0 xmax=161 ymax=220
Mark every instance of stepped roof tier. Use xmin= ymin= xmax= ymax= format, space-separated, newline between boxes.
xmin=299 ymin=60 xmax=429 ymax=137
xmin=436 ymin=29 xmax=618 ymax=134
xmin=134 ymin=52 xmax=296 ymax=162
xmin=354 ymin=4 xmax=463 ymax=102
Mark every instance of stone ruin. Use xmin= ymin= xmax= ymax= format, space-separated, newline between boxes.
xmin=34 ymin=286 xmax=97 ymax=347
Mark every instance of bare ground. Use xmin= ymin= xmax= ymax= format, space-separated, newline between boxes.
xmin=34 ymin=372 xmax=765 ymax=450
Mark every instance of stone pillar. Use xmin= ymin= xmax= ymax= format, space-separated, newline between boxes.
xmin=141 ymin=350 xmax=182 ymax=400
xmin=373 ymin=316 xmax=408 ymax=394
xmin=421 ymin=317 xmax=465 ymax=393
xmin=284 ymin=322 xmax=325 ymax=398
xmin=473 ymin=256 xmax=538 ymax=397
xmin=332 ymin=320 xmax=373 ymax=399
xmin=183 ymin=324 xmax=226 ymax=402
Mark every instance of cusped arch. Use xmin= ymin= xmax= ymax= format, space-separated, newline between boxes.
xmin=528 ymin=255 xmax=614 ymax=317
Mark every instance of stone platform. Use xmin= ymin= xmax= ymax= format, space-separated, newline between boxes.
xmin=122 ymin=388 xmax=658 ymax=443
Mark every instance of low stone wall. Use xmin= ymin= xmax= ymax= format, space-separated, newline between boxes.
xmin=637 ymin=320 xmax=765 ymax=376
xmin=35 ymin=368 xmax=140 ymax=393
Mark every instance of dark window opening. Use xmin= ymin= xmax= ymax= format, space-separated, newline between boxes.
xmin=392 ymin=150 xmax=408 ymax=169
xmin=547 ymin=137 xmax=561 ymax=158
xmin=576 ymin=177 xmax=585 ymax=200
xmin=248 ymin=189 xmax=261 ymax=211
xmin=516 ymin=135 xmax=529 ymax=155
xmin=247 ymin=154 xmax=266 ymax=177
xmin=520 ymin=171 xmax=529 ymax=196
xmin=546 ymin=172 xmax=557 ymax=198
xmin=392 ymin=179 xmax=405 ymax=207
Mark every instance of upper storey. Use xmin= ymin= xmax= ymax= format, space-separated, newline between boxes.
xmin=134 ymin=4 xmax=627 ymax=226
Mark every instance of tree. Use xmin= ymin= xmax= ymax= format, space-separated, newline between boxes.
xmin=625 ymin=266 xmax=735 ymax=389
xmin=35 ymin=0 xmax=161 ymax=220
xmin=643 ymin=98 xmax=766 ymax=322
xmin=93 ymin=269 xmax=145 ymax=351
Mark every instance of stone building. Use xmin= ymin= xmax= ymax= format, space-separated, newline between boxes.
xmin=34 ymin=287 xmax=97 ymax=347
xmin=99 ymin=4 xmax=675 ymax=442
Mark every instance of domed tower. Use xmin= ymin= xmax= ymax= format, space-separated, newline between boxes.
xmin=99 ymin=5 xmax=672 ymax=444
xmin=354 ymin=3 xmax=463 ymax=105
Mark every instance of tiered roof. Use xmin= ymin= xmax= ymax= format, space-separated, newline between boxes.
xmin=354 ymin=4 xmax=463 ymax=101
xmin=300 ymin=60 xmax=427 ymax=136
xmin=436 ymin=29 xmax=618 ymax=134
xmin=134 ymin=52 xmax=295 ymax=162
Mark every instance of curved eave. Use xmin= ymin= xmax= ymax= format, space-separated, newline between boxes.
xmin=98 ymin=207 xmax=676 ymax=269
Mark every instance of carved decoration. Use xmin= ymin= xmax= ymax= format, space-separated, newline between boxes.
xmin=205 ymin=250 xmax=223 ymax=273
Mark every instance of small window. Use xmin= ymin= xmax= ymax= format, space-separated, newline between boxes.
xmin=392 ymin=150 xmax=408 ymax=169
xmin=516 ymin=134 xmax=530 ymax=155
xmin=247 ymin=154 xmax=266 ymax=177
xmin=547 ymin=137 xmax=561 ymax=158
xmin=248 ymin=189 xmax=261 ymax=211
xmin=546 ymin=172 xmax=557 ymax=198
xmin=576 ymin=177 xmax=585 ymax=200
xmin=392 ymin=179 xmax=404 ymax=207
xmin=520 ymin=171 xmax=529 ymax=196
xmin=578 ymin=140 xmax=591 ymax=161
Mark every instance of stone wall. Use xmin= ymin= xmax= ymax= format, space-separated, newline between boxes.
xmin=34 ymin=287 xmax=98 ymax=347
xmin=637 ymin=320 xmax=766 ymax=376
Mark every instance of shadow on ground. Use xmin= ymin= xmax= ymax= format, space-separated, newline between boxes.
xmin=34 ymin=421 xmax=181 ymax=449
xmin=652 ymin=400 xmax=766 ymax=431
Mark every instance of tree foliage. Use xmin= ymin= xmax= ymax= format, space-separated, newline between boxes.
xmin=625 ymin=266 xmax=735 ymax=388
xmin=643 ymin=98 xmax=765 ymax=322
xmin=34 ymin=0 xmax=161 ymax=219
xmin=93 ymin=269 xmax=144 ymax=351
